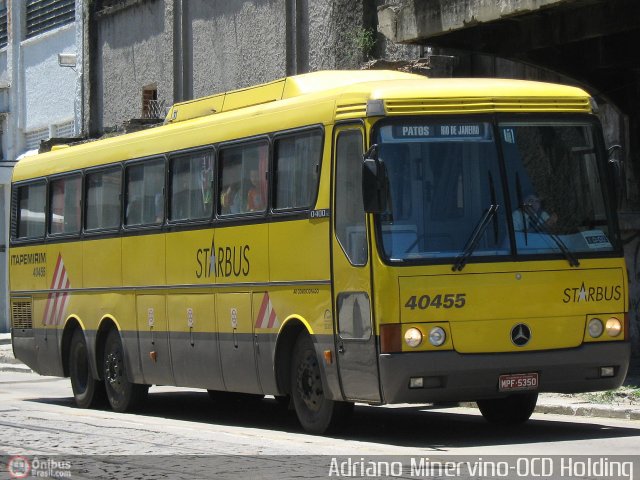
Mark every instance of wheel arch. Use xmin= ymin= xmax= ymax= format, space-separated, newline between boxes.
xmin=61 ymin=316 xmax=85 ymax=377
xmin=274 ymin=316 xmax=312 ymax=395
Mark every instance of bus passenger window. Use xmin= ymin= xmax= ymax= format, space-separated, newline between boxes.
xmin=170 ymin=151 xmax=213 ymax=222
xmin=335 ymin=130 xmax=367 ymax=266
xmin=49 ymin=175 xmax=82 ymax=235
xmin=125 ymin=159 xmax=165 ymax=226
xmin=219 ymin=141 xmax=268 ymax=215
xmin=86 ymin=168 xmax=121 ymax=230
xmin=274 ymin=130 xmax=322 ymax=210
xmin=16 ymin=182 xmax=46 ymax=239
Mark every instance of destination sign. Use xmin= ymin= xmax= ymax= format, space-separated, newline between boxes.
xmin=391 ymin=123 xmax=487 ymax=140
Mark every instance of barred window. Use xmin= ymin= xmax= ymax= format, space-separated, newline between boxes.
xmin=26 ymin=0 xmax=75 ymax=39
xmin=0 ymin=1 xmax=8 ymax=49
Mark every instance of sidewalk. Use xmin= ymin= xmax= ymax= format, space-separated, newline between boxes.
xmin=1 ymin=332 xmax=639 ymax=420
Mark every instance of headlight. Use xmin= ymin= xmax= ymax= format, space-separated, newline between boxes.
xmin=605 ymin=317 xmax=622 ymax=337
xmin=588 ymin=318 xmax=604 ymax=338
xmin=404 ymin=328 xmax=423 ymax=348
xmin=428 ymin=327 xmax=446 ymax=347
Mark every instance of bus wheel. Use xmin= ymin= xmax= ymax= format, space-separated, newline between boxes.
xmin=477 ymin=392 xmax=538 ymax=425
xmin=103 ymin=329 xmax=148 ymax=412
xmin=69 ymin=329 xmax=106 ymax=408
xmin=290 ymin=334 xmax=353 ymax=434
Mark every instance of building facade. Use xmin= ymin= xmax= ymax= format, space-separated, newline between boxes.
xmin=0 ymin=0 xmax=84 ymax=332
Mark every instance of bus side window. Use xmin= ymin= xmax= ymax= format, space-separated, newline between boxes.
xmin=49 ymin=174 xmax=82 ymax=235
xmin=274 ymin=130 xmax=322 ymax=210
xmin=335 ymin=130 xmax=367 ymax=266
xmin=169 ymin=150 xmax=213 ymax=222
xmin=16 ymin=182 xmax=46 ymax=239
xmin=219 ymin=141 xmax=268 ymax=216
xmin=125 ymin=159 xmax=165 ymax=226
xmin=86 ymin=167 xmax=122 ymax=231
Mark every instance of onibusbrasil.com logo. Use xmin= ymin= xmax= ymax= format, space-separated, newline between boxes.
xmin=7 ymin=456 xmax=71 ymax=479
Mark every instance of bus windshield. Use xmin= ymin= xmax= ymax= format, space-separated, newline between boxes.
xmin=374 ymin=117 xmax=617 ymax=263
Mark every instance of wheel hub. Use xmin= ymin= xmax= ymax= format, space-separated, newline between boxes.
xmin=105 ymin=352 xmax=121 ymax=386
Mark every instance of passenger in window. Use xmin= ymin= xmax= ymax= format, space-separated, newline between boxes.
xmin=221 ymin=182 xmax=241 ymax=214
xmin=247 ymin=169 xmax=265 ymax=211
xmin=513 ymin=194 xmax=557 ymax=231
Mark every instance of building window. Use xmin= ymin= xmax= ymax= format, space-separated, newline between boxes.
xmin=0 ymin=1 xmax=8 ymax=49
xmin=142 ymin=85 xmax=164 ymax=119
xmin=26 ymin=0 xmax=75 ymax=39
xmin=25 ymin=127 xmax=49 ymax=151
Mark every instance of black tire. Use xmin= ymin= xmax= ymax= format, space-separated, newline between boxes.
xmin=69 ymin=329 xmax=106 ymax=408
xmin=103 ymin=329 xmax=148 ymax=412
xmin=290 ymin=334 xmax=353 ymax=434
xmin=477 ymin=392 xmax=538 ymax=425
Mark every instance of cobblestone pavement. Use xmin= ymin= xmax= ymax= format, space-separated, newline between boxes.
xmin=0 ymin=371 xmax=639 ymax=479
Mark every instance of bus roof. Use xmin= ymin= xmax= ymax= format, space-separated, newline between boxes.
xmin=13 ymin=70 xmax=592 ymax=181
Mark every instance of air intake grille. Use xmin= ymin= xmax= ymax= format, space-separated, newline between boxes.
xmin=11 ymin=299 xmax=33 ymax=330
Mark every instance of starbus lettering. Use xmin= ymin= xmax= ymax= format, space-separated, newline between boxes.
xmin=195 ymin=240 xmax=250 ymax=279
xmin=562 ymin=282 xmax=622 ymax=303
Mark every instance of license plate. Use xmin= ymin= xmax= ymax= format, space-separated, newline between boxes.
xmin=499 ymin=373 xmax=539 ymax=392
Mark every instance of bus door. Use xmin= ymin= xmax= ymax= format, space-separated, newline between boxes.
xmin=331 ymin=125 xmax=381 ymax=403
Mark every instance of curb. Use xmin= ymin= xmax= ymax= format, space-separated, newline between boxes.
xmin=535 ymin=404 xmax=640 ymax=421
xmin=0 ymin=365 xmax=33 ymax=374
xmin=460 ymin=401 xmax=640 ymax=421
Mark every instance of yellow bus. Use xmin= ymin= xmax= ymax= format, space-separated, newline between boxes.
xmin=10 ymin=70 xmax=630 ymax=434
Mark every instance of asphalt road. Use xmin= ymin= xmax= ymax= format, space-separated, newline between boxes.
xmin=1 ymin=371 xmax=639 ymax=479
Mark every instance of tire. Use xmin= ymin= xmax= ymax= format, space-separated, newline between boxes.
xmin=103 ymin=329 xmax=148 ymax=412
xmin=69 ymin=329 xmax=106 ymax=409
xmin=290 ymin=334 xmax=353 ymax=434
xmin=477 ymin=392 xmax=538 ymax=425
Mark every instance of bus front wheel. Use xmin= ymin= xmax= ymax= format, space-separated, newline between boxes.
xmin=69 ymin=329 xmax=106 ymax=408
xmin=477 ymin=392 xmax=538 ymax=425
xmin=290 ymin=334 xmax=353 ymax=434
xmin=103 ymin=329 xmax=148 ymax=412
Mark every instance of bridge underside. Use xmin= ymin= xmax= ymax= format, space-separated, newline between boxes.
xmin=379 ymin=0 xmax=640 ymax=206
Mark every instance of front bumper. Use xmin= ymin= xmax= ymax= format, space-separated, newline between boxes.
xmin=379 ymin=342 xmax=630 ymax=404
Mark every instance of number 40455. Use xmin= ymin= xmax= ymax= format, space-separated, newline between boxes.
xmin=404 ymin=293 xmax=466 ymax=310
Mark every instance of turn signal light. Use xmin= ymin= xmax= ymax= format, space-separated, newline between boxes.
xmin=380 ymin=323 xmax=402 ymax=353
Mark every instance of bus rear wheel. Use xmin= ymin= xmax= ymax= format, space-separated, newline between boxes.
xmin=477 ymin=392 xmax=538 ymax=425
xmin=103 ymin=329 xmax=148 ymax=412
xmin=69 ymin=329 xmax=106 ymax=408
xmin=290 ymin=334 xmax=353 ymax=434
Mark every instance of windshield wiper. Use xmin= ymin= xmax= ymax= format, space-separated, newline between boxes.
xmin=452 ymin=204 xmax=499 ymax=272
xmin=522 ymin=205 xmax=580 ymax=267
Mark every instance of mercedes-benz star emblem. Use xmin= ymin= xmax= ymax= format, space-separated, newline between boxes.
xmin=511 ymin=324 xmax=531 ymax=347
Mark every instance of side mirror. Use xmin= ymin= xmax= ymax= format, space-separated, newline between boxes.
xmin=362 ymin=144 xmax=388 ymax=214
xmin=607 ymin=144 xmax=624 ymax=208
